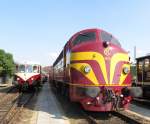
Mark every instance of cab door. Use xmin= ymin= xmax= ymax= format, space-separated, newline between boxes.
xmin=64 ymin=42 xmax=71 ymax=82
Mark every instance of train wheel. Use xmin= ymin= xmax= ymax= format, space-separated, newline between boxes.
xmin=64 ymin=85 xmax=69 ymax=100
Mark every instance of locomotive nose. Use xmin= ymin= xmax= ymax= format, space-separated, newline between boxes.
xmin=24 ymin=73 xmax=27 ymax=80
xmin=103 ymin=45 xmax=130 ymax=85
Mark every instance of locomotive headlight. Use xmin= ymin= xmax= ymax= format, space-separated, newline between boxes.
xmin=17 ymin=78 xmax=20 ymax=81
xmin=123 ymin=67 xmax=129 ymax=74
xmin=84 ymin=66 xmax=91 ymax=74
xmin=31 ymin=78 xmax=34 ymax=81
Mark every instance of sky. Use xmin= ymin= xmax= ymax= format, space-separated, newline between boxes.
xmin=0 ymin=0 xmax=150 ymax=66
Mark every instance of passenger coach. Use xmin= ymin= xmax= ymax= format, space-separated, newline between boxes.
xmin=135 ymin=55 xmax=150 ymax=99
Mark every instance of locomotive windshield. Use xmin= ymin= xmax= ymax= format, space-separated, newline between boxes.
xmin=18 ymin=65 xmax=25 ymax=73
xmin=100 ymin=31 xmax=121 ymax=47
xmin=17 ymin=64 xmax=39 ymax=73
xmin=26 ymin=65 xmax=33 ymax=73
xmin=73 ymin=32 xmax=96 ymax=46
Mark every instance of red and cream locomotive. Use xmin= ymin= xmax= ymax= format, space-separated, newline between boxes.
xmin=13 ymin=62 xmax=42 ymax=91
xmin=52 ymin=28 xmax=132 ymax=111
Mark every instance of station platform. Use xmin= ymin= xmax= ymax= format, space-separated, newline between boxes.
xmin=129 ymin=103 xmax=150 ymax=118
xmin=35 ymin=83 xmax=70 ymax=124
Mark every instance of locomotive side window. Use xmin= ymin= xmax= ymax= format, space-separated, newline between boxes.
xmin=73 ymin=32 xmax=96 ymax=46
xmin=54 ymin=58 xmax=63 ymax=73
xmin=66 ymin=49 xmax=70 ymax=66
xmin=100 ymin=31 xmax=121 ymax=47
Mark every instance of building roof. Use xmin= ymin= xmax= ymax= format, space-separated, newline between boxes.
xmin=136 ymin=54 xmax=150 ymax=60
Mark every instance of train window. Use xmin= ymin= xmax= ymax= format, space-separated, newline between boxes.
xmin=66 ymin=49 xmax=70 ymax=66
xmin=26 ymin=65 xmax=33 ymax=73
xmin=18 ymin=65 xmax=25 ymax=73
xmin=73 ymin=32 xmax=96 ymax=46
xmin=144 ymin=59 xmax=150 ymax=71
xmin=138 ymin=61 xmax=143 ymax=73
xmin=100 ymin=31 xmax=121 ymax=47
xmin=33 ymin=66 xmax=38 ymax=73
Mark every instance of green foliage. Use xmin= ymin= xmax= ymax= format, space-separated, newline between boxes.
xmin=0 ymin=49 xmax=15 ymax=76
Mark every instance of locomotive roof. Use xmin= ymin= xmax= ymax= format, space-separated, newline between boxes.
xmin=53 ymin=50 xmax=63 ymax=66
xmin=52 ymin=28 xmax=120 ymax=66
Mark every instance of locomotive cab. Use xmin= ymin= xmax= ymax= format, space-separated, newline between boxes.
xmin=13 ymin=62 xmax=42 ymax=91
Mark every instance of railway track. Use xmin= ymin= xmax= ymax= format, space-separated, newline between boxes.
xmin=0 ymin=87 xmax=18 ymax=106
xmin=0 ymin=91 xmax=34 ymax=124
xmin=80 ymin=109 xmax=150 ymax=124
xmin=52 ymin=86 xmax=150 ymax=124
xmin=81 ymin=110 xmax=132 ymax=124
xmin=0 ymin=86 xmax=16 ymax=98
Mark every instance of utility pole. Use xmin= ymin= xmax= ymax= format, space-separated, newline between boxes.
xmin=133 ymin=46 xmax=137 ymax=84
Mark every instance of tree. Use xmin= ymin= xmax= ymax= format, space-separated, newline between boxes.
xmin=0 ymin=49 xmax=5 ymax=74
xmin=0 ymin=49 xmax=15 ymax=77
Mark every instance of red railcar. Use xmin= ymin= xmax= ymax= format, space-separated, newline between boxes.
xmin=52 ymin=28 xmax=132 ymax=111
xmin=13 ymin=62 xmax=42 ymax=91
